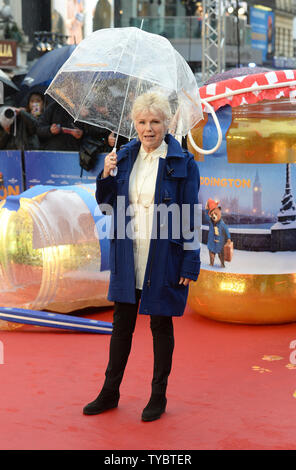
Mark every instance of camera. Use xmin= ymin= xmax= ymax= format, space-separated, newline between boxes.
xmin=0 ymin=107 xmax=16 ymax=129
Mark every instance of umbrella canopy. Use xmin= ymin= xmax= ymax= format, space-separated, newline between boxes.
xmin=46 ymin=27 xmax=203 ymax=139
xmin=22 ymin=45 xmax=76 ymax=89
xmin=0 ymin=69 xmax=19 ymax=91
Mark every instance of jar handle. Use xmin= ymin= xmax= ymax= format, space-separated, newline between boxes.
xmin=188 ymin=99 xmax=222 ymax=155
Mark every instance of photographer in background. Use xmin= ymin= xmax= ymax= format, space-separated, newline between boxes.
xmin=37 ymin=100 xmax=120 ymax=176
xmin=0 ymin=90 xmax=45 ymax=150
xmin=0 ymin=107 xmax=36 ymax=150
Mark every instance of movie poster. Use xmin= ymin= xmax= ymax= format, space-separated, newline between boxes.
xmin=250 ymin=6 xmax=275 ymax=62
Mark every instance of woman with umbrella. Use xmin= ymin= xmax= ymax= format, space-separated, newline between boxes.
xmin=83 ymin=91 xmax=201 ymax=421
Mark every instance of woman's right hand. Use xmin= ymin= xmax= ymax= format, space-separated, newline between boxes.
xmin=102 ymin=151 xmax=117 ymax=178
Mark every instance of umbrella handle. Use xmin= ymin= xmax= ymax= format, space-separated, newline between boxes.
xmin=187 ymin=99 xmax=222 ymax=155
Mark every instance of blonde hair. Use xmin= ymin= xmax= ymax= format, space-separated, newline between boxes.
xmin=131 ymin=91 xmax=172 ymax=128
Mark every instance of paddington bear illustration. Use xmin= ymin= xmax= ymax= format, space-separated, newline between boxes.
xmin=206 ymin=198 xmax=232 ymax=267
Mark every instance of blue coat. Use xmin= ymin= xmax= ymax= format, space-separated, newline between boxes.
xmin=96 ymin=134 xmax=201 ymax=317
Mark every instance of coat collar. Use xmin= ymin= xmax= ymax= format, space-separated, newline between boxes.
xmin=164 ymin=134 xmax=185 ymax=158
xmin=117 ymin=133 xmax=185 ymax=163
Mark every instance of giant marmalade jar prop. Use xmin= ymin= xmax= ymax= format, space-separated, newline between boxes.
xmin=188 ymin=69 xmax=296 ymax=324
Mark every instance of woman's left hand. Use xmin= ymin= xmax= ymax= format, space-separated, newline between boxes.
xmin=179 ymin=277 xmax=192 ymax=286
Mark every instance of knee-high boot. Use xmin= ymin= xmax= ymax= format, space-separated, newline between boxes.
xmin=142 ymin=315 xmax=174 ymax=421
xmin=102 ymin=331 xmax=134 ymax=393
xmin=83 ymin=294 xmax=140 ymax=415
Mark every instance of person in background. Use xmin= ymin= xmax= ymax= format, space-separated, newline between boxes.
xmin=36 ymin=100 xmax=84 ymax=151
xmin=38 ymin=100 xmax=122 ymax=158
xmin=27 ymin=92 xmax=44 ymax=119
xmin=0 ymin=91 xmax=45 ymax=150
xmin=105 ymin=131 xmax=129 ymax=152
xmin=23 ymin=90 xmax=45 ymax=149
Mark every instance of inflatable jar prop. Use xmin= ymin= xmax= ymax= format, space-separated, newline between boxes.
xmin=0 ymin=184 xmax=111 ymax=325
xmin=188 ymin=69 xmax=296 ymax=324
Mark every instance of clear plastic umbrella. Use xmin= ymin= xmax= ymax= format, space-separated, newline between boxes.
xmin=46 ymin=27 xmax=203 ymax=145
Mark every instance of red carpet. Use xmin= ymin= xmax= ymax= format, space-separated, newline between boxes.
xmin=1 ymin=304 xmax=296 ymax=450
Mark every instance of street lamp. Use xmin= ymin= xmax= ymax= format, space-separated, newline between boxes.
xmin=34 ymin=32 xmax=70 ymax=54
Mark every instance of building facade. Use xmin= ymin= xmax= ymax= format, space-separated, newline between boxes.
xmin=2 ymin=0 xmax=296 ymax=76
xmin=275 ymin=0 xmax=294 ymax=58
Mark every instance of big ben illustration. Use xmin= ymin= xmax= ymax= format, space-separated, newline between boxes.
xmin=252 ymin=170 xmax=262 ymax=215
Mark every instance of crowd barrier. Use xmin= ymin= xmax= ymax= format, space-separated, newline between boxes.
xmin=0 ymin=151 xmax=24 ymax=201
xmin=0 ymin=150 xmax=106 ymax=201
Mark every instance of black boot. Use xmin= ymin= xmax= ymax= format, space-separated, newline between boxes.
xmin=83 ymin=296 xmax=140 ymax=416
xmin=141 ymin=394 xmax=167 ymax=422
xmin=150 ymin=316 xmax=174 ymax=395
xmin=83 ymin=389 xmax=120 ymax=415
xmin=141 ymin=316 xmax=174 ymax=421
xmin=83 ymin=334 xmax=131 ymax=416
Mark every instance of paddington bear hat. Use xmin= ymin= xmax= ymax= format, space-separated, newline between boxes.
xmin=207 ymin=198 xmax=220 ymax=214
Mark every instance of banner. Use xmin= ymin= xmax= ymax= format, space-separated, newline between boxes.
xmin=0 ymin=150 xmax=23 ymax=201
xmin=24 ymin=150 xmax=105 ymax=187
xmin=250 ymin=6 xmax=275 ymax=62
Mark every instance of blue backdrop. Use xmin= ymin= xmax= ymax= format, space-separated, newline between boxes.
xmin=0 ymin=150 xmax=23 ymax=202
xmin=24 ymin=150 xmax=105 ymax=187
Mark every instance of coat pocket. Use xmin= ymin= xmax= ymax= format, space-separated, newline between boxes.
xmin=165 ymin=239 xmax=183 ymax=287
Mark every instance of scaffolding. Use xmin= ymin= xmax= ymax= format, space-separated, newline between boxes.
xmin=202 ymin=0 xmax=225 ymax=83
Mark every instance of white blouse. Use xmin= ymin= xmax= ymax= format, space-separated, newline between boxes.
xmin=129 ymin=140 xmax=168 ymax=289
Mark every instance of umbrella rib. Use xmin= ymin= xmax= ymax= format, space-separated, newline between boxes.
xmin=73 ymin=72 xmax=98 ymax=122
xmin=114 ymin=28 xmax=141 ymax=147
xmin=171 ymin=47 xmax=178 ymax=91
xmin=114 ymin=28 xmax=136 ymax=74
